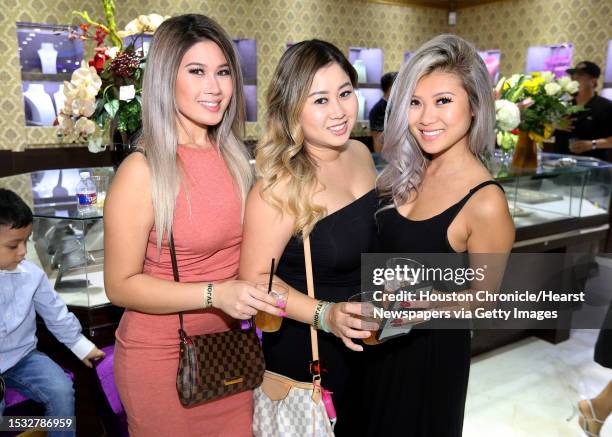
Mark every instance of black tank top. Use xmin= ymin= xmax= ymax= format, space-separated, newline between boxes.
xmin=377 ymin=180 xmax=504 ymax=254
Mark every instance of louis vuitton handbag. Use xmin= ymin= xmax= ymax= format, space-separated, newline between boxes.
xmin=252 ymin=234 xmax=335 ymax=437
xmin=169 ymin=233 xmax=265 ymax=407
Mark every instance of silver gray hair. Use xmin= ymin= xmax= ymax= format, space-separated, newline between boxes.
xmin=377 ymin=34 xmax=495 ymax=208
xmin=139 ymin=14 xmax=253 ymax=253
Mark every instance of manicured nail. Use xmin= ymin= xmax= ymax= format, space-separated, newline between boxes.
xmin=277 ymin=301 xmax=287 ymax=308
xmin=280 ymin=311 xmax=287 ymax=317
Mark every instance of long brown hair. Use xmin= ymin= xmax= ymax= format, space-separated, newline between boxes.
xmin=255 ymin=39 xmax=357 ymax=236
xmin=140 ymin=14 xmax=253 ymax=251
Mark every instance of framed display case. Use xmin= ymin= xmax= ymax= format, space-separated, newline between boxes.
xmin=601 ymin=39 xmax=612 ymax=101
xmin=16 ymin=22 xmax=84 ymax=127
xmin=233 ymin=38 xmax=257 ymax=122
xmin=525 ymin=43 xmax=573 ymax=78
xmin=349 ymin=46 xmax=384 ymax=122
xmin=478 ymin=49 xmax=501 ymax=84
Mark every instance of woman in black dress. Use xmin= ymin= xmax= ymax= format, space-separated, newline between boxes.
xmin=359 ymin=34 xmax=515 ymax=436
xmin=239 ymin=40 xmax=378 ymax=433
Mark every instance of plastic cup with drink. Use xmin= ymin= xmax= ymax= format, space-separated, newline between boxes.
xmin=255 ymin=281 xmax=288 ymax=332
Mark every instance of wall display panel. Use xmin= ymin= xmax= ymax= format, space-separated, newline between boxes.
xmin=454 ymin=0 xmax=610 ymax=85
xmin=233 ymin=38 xmax=257 ymax=122
xmin=16 ymin=22 xmax=84 ymax=127
xmin=478 ymin=49 xmax=501 ymax=84
xmin=525 ymin=43 xmax=573 ymax=78
xmin=349 ymin=47 xmax=384 ymax=121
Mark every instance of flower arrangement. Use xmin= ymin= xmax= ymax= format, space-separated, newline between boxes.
xmin=493 ymin=71 xmax=581 ymax=151
xmin=56 ymin=0 xmax=168 ymax=152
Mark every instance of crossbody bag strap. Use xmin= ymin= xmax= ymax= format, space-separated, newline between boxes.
xmin=303 ymin=235 xmax=320 ymax=365
xmin=168 ymin=232 xmax=186 ymax=337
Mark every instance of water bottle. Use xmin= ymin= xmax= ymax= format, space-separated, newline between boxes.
xmin=76 ymin=171 xmax=97 ymax=215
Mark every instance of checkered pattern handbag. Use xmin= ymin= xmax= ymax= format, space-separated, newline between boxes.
xmin=252 ymin=235 xmax=334 ymax=437
xmin=168 ymin=233 xmax=265 ymax=407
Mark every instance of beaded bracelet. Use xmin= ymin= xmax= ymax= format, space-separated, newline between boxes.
xmin=204 ymin=283 xmax=214 ymax=308
xmin=318 ymin=302 xmax=332 ymax=333
xmin=313 ymin=300 xmax=331 ymax=331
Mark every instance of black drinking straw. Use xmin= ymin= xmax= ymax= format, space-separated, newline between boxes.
xmin=267 ymin=258 xmax=275 ymax=293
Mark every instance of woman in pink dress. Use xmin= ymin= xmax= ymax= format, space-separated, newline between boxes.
xmin=103 ymin=14 xmax=283 ymax=436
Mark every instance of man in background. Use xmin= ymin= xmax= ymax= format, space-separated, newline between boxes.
xmin=553 ymin=61 xmax=612 ymax=161
xmin=369 ymin=71 xmax=398 ymax=154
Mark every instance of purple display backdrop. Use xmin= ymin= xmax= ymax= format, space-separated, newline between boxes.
xmin=244 ymin=84 xmax=257 ymax=122
xmin=234 ymin=39 xmax=257 ymax=82
xmin=478 ymin=50 xmax=501 ymax=84
xmin=605 ymin=39 xmax=612 ymax=84
xmin=16 ymin=23 xmax=84 ymax=74
xmin=122 ymin=33 xmax=153 ymax=53
xmin=349 ymin=47 xmax=383 ymax=85
xmin=361 ymin=88 xmax=384 ymax=121
xmin=525 ymin=43 xmax=573 ymax=78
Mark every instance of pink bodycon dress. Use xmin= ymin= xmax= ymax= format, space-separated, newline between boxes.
xmin=114 ymin=145 xmax=252 ymax=436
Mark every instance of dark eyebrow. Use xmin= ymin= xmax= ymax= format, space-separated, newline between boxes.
xmin=308 ymin=81 xmax=352 ymax=98
xmin=184 ymin=62 xmax=230 ymax=69
xmin=412 ymin=91 xmax=456 ymax=99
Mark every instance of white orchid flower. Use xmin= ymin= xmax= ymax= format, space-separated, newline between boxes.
xmin=75 ymin=117 xmax=96 ymax=137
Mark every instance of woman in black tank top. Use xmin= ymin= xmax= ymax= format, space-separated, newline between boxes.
xmin=351 ymin=35 xmax=515 ymax=436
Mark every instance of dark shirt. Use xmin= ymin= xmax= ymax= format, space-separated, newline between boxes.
xmin=553 ymin=94 xmax=612 ymax=161
xmin=368 ymin=98 xmax=387 ymax=132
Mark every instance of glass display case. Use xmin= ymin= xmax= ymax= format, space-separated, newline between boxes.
xmin=496 ymin=153 xmax=611 ymax=230
xmin=11 ymin=167 xmax=115 ymax=308
xmin=373 ymin=152 xmax=612 ymax=233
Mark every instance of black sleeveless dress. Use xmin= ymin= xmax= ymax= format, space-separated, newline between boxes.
xmin=262 ymin=189 xmax=379 ymax=433
xmin=353 ymin=180 xmax=503 ymax=437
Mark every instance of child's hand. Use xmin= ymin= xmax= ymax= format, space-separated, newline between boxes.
xmin=82 ymin=346 xmax=106 ymax=368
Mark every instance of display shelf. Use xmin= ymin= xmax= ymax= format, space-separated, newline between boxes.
xmin=21 ymin=72 xmax=72 ymax=82
xmin=525 ymin=43 xmax=573 ymax=78
xmin=349 ymin=46 xmax=383 ymax=85
xmin=349 ymin=47 xmax=384 ymax=122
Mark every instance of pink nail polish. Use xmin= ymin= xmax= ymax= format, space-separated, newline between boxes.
xmin=280 ymin=311 xmax=287 ymax=317
xmin=277 ymin=301 xmax=287 ymax=308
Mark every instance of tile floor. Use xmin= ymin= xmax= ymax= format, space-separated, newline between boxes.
xmin=464 ymin=330 xmax=611 ymax=436
xmin=463 ymin=254 xmax=612 ymax=436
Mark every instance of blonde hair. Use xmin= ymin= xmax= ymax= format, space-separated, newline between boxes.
xmin=377 ymin=34 xmax=496 ymax=209
xmin=139 ymin=14 xmax=253 ymax=251
xmin=255 ymin=39 xmax=356 ymax=237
